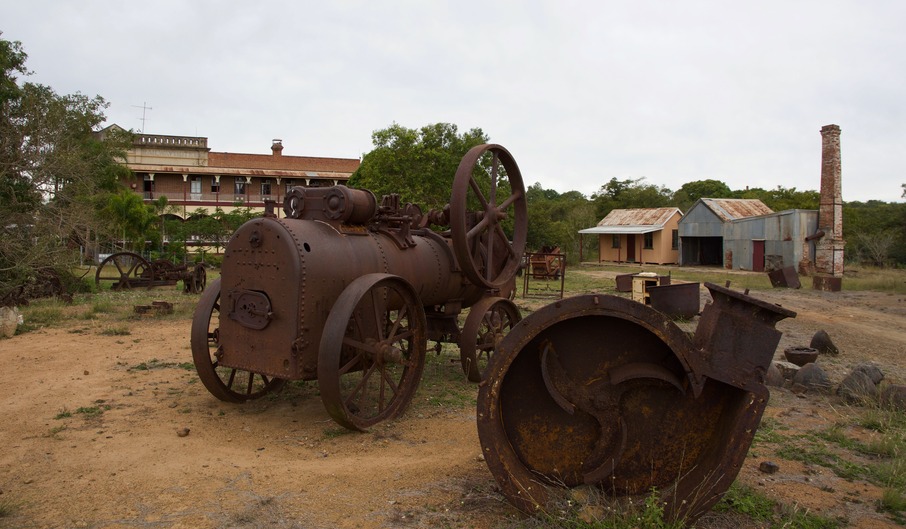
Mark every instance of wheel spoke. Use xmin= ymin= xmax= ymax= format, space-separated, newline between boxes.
xmin=338 ymin=349 xmax=367 ymax=375
xmin=465 ymin=214 xmax=491 ymax=242
xmin=345 ymin=362 xmax=377 ymax=412
xmin=342 ymin=336 xmax=378 ymax=355
xmin=386 ymin=305 xmax=408 ymax=340
xmin=370 ymin=288 xmax=385 ymax=341
xmin=497 ymin=189 xmax=522 ymax=212
xmin=467 ymin=176 xmax=490 ymax=211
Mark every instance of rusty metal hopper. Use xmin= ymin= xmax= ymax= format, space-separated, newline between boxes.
xmin=477 ymin=284 xmax=795 ymax=524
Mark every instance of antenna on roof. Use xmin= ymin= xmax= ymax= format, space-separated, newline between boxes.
xmin=132 ymin=102 xmax=153 ymax=133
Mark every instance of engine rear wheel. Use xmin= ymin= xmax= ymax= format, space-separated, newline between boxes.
xmin=190 ymin=278 xmax=286 ymax=402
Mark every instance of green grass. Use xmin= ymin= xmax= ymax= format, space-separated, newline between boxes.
xmin=573 ymin=262 xmax=906 ymax=294
xmin=753 ymin=417 xmax=787 ymax=444
xmin=572 ymin=263 xmax=774 ymax=292
xmin=416 ymin=346 xmax=478 ymax=410
xmin=713 ymin=483 xmax=774 ymax=522
xmin=128 ymin=358 xmax=179 ymax=371
xmin=16 ymin=301 xmax=67 ymax=333
xmin=879 ymin=487 xmax=906 ymax=522
xmin=510 ymin=488 xmax=685 ymax=529
xmin=100 ymin=325 xmax=131 ymax=336
xmin=842 ymin=266 xmax=906 ymax=294
xmin=47 ymin=425 xmax=67 ymax=439
xmin=776 ymin=442 xmax=867 ymax=482
xmin=75 ymin=405 xmax=109 ymax=417
xmin=0 ymin=497 xmax=16 ymax=518
xmin=715 ymin=483 xmax=844 ymax=529
xmin=323 ymin=427 xmax=355 ymax=439
xmin=15 ymin=282 xmax=201 ymax=336
xmin=760 ymin=403 xmax=906 ymax=515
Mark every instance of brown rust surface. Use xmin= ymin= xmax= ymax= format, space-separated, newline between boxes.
xmin=478 ymin=287 xmax=795 ymax=524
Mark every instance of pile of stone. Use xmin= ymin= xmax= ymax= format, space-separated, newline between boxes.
xmin=766 ymin=329 xmax=906 ymax=409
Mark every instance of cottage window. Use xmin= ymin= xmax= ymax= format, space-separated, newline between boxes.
xmin=211 ymin=179 xmax=220 ymax=193
xmin=234 ymin=178 xmax=246 ymax=195
xmin=261 ymin=180 xmax=272 ymax=196
xmin=672 ymin=229 xmax=679 ymax=250
xmin=612 ymin=235 xmax=620 ymax=249
xmin=644 ymin=232 xmax=654 ymax=250
xmin=190 ymin=176 xmax=202 ymax=194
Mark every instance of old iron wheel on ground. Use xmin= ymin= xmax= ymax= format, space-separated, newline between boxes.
xmin=450 ymin=144 xmax=528 ymax=290
xmin=95 ymin=251 xmax=153 ymax=291
xmin=459 ymin=296 xmax=521 ymax=383
xmin=318 ymin=273 xmax=427 ymax=431
xmin=190 ymin=278 xmax=286 ymax=402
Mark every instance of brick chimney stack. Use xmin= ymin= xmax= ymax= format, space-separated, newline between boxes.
xmin=271 ymin=139 xmax=284 ymax=157
xmin=814 ymin=124 xmax=844 ymax=281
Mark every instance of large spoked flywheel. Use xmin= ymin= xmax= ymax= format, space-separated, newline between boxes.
xmin=450 ymin=144 xmax=527 ymax=290
xmin=95 ymin=251 xmax=152 ymax=290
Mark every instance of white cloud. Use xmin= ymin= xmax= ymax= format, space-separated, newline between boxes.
xmin=3 ymin=0 xmax=904 ymax=201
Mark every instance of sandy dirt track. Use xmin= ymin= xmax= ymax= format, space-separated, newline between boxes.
xmin=1 ymin=275 xmax=905 ymax=528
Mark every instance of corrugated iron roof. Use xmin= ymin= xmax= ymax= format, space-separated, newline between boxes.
xmin=700 ymin=199 xmax=773 ymax=222
xmin=578 ymin=225 xmax=662 ymax=235
xmin=596 ymin=207 xmax=682 ymax=228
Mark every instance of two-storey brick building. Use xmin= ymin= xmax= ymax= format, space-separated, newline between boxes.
xmin=102 ymin=125 xmax=361 ymax=218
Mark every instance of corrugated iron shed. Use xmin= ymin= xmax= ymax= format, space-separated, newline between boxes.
xmin=596 ymin=207 xmax=682 ymax=227
xmin=701 ymin=199 xmax=773 ymax=222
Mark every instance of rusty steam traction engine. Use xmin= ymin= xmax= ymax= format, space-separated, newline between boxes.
xmin=191 ymin=143 xmax=796 ymax=524
xmin=190 ymin=144 xmax=527 ymax=431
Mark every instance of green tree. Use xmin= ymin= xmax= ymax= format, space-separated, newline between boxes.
xmin=101 ymin=189 xmax=155 ymax=251
xmin=733 ymin=186 xmax=819 ymax=211
xmin=526 ymin=183 xmax=597 ymax=264
xmin=0 ymin=34 xmax=131 ymax=301
xmin=349 ymin=122 xmax=489 ymax=209
xmin=844 ymin=200 xmax=906 ymax=266
xmin=672 ymin=179 xmax=733 ymax=211
xmin=591 ymin=177 xmax=673 ymax=219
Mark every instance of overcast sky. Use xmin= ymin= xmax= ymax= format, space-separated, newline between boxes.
xmin=3 ymin=1 xmax=904 ymax=202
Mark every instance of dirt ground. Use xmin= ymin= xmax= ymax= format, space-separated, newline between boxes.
xmin=2 ymin=273 xmax=906 ymax=529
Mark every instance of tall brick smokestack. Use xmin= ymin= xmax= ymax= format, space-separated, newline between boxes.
xmin=815 ymin=124 xmax=844 ymax=278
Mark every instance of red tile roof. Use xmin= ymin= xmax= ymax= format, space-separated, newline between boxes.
xmin=208 ymin=152 xmax=360 ymax=173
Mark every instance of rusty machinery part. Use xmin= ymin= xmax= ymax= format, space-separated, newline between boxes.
xmin=149 ymin=258 xmax=178 ymax=278
xmin=451 ymin=144 xmax=528 ymax=290
xmin=283 ymin=185 xmax=377 ymax=224
xmin=318 ymin=273 xmax=427 ymax=431
xmin=191 ymin=278 xmax=287 ymax=402
xmin=183 ymin=264 xmax=207 ymax=294
xmin=95 ymin=252 xmax=153 ymax=290
xmin=194 ymin=264 xmax=207 ymax=292
xmin=477 ymin=289 xmax=795 ymax=524
xmin=458 ymin=296 xmax=521 ymax=383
